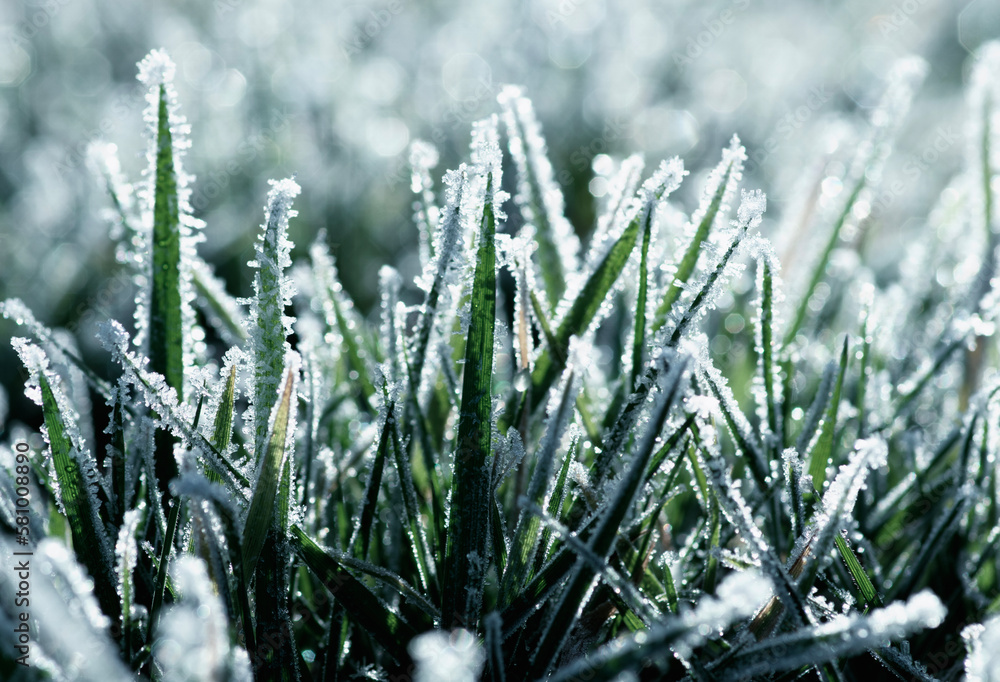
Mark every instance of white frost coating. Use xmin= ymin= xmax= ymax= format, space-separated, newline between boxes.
xmin=409 ymin=629 xmax=484 ymax=682
xmin=469 ymin=115 xmax=508 ymax=226
xmin=410 ymin=139 xmax=441 ymax=269
xmin=497 ymin=85 xmax=580 ymax=272
xmin=965 ymin=615 xmax=1000 ymax=681
xmin=818 ymin=437 xmax=887 ymax=520
xmin=156 ymin=556 xmax=251 ymax=682
xmin=115 ymin=509 xmax=141 ymax=625
xmin=134 ymin=48 xmax=206 ymax=390
xmin=593 ymin=153 xmax=645 ymax=246
xmin=679 ymin=570 xmax=771 ymax=648
xmin=137 ymin=48 xmax=176 ymax=87
xmin=245 ymin=177 xmax=301 ymax=464
xmin=11 ymin=337 xmax=112 ymax=557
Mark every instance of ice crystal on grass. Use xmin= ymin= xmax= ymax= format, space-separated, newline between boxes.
xmin=965 ymin=616 xmax=1000 ymax=681
xmin=245 ymin=177 xmax=301 ymax=464
xmin=498 ymin=85 xmax=580 ymax=308
xmin=410 ymin=139 xmax=441 ymax=268
xmin=135 ymin=48 xmax=205 ymax=396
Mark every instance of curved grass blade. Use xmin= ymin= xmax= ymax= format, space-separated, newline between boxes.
xmin=292 ymin=525 xmax=418 ymax=665
xmin=36 ymin=370 xmax=119 ymax=622
xmin=243 ymin=362 xmax=296 ymax=583
xmin=444 ymin=169 xmax=499 ymax=629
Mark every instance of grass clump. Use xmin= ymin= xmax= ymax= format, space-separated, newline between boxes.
xmin=2 ymin=44 xmax=1000 ymax=682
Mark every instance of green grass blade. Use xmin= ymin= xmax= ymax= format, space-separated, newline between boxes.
xmin=444 ymin=169 xmax=498 ymax=629
xmin=148 ymin=83 xmax=185 ymax=506
xmin=353 ymin=397 xmax=391 ymax=560
xmin=807 ymin=336 xmax=849 ymax=489
xmin=630 ymin=196 xmax=654 ymax=391
xmin=758 ymin=258 xmax=781 ymax=448
xmin=242 ymin=363 xmax=296 ymax=583
xmin=500 ymin=368 xmax=577 ymax=607
xmin=528 ymin=357 xmax=687 ymax=679
xmin=529 ymin=215 xmax=640 ymax=404
xmin=211 ymin=364 xmax=237 ymax=452
xmin=834 ymin=533 xmax=882 ymax=609
xmin=652 ymin=147 xmax=739 ymax=333
xmin=36 ymin=370 xmax=119 ymax=621
xmin=148 ymin=83 xmax=185 ymax=403
xmin=291 ymin=525 xmax=418 ymax=665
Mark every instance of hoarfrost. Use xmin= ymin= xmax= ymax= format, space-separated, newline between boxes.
xmin=245 ymin=177 xmax=301 ymax=464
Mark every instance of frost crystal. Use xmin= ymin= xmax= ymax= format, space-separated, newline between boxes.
xmin=134 ymin=48 xmax=206 ymax=391
xmin=245 ymin=177 xmax=301 ymax=464
xmin=498 ymin=85 xmax=580 ymax=306
xmin=409 ymin=629 xmax=484 ymax=682
xmin=409 ymin=139 xmax=441 ymax=268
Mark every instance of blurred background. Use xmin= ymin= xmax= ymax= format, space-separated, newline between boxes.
xmin=0 ymin=0 xmax=996 ymax=430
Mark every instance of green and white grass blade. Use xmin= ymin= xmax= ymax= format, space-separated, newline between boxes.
xmin=24 ymin=346 xmax=119 ymax=621
xmin=248 ymin=178 xmax=300 ymax=463
xmin=757 ymin=257 xmax=781 ymax=449
xmin=353 ymin=397 xmax=391 ymax=560
xmin=147 ymin=82 xmax=185 ymax=403
xmin=653 ymin=141 xmax=741 ymax=334
xmin=444 ymin=169 xmax=498 ymax=629
xmin=211 ymin=363 xmax=237 ymax=452
xmin=528 ymin=357 xmax=687 ymax=679
xmin=712 ymin=592 xmax=945 ymax=681
xmin=548 ymin=571 xmax=767 ymax=682
xmin=242 ymin=361 xmax=297 ymax=583
xmin=115 ymin=509 xmax=140 ymax=662
xmin=807 ymin=335 xmax=849 ymax=489
xmin=292 ymin=525 xmax=418 ymax=665
xmin=310 ymin=237 xmax=377 ymax=411
xmin=834 ymin=533 xmax=882 ymax=610
xmin=500 ymin=366 xmax=578 ymax=607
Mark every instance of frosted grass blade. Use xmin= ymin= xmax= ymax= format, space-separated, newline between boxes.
xmin=807 ymin=336 xmax=849 ymax=489
xmin=444 ymin=167 xmax=499 ymax=629
xmin=242 ymin=362 xmax=297 ymax=582
xmin=292 ymin=525 xmax=418 ymax=665
xmin=528 ymin=357 xmax=687 ymax=679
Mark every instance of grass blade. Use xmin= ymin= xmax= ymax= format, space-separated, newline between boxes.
xmin=528 ymin=356 xmax=687 ymax=679
xmin=20 ymin=342 xmax=119 ymax=622
xmin=807 ymin=336 xmax=849 ymax=489
xmin=292 ymin=525 xmax=418 ymax=665
xmin=444 ymin=167 xmax=499 ymax=629
xmin=243 ymin=361 xmax=297 ymax=583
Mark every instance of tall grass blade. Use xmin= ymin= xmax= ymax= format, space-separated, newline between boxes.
xmin=242 ymin=361 xmax=297 ymax=583
xmin=444 ymin=162 xmax=499 ymax=629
